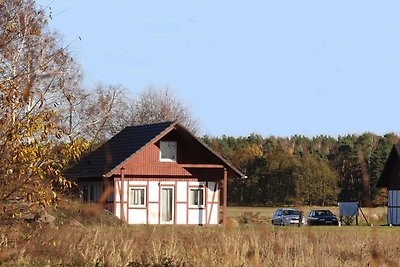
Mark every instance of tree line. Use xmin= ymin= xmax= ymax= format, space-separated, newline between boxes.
xmin=203 ymin=133 xmax=398 ymax=207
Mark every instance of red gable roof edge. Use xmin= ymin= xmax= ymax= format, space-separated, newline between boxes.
xmin=105 ymin=122 xmax=245 ymax=179
xmin=104 ymin=122 xmax=178 ymax=177
xmin=173 ymin=124 xmax=246 ymax=179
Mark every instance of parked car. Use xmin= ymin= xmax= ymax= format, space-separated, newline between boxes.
xmin=307 ymin=210 xmax=339 ymax=226
xmin=272 ymin=208 xmax=301 ymax=226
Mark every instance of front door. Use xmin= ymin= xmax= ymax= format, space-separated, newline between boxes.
xmin=161 ymin=187 xmax=174 ymax=224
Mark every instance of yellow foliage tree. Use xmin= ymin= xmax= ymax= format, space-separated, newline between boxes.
xmin=0 ymin=0 xmax=84 ymax=219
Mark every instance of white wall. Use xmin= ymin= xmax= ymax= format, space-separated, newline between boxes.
xmin=128 ymin=209 xmax=147 ymax=224
xmin=188 ymin=181 xmax=206 ymax=186
xmin=148 ymin=203 xmax=159 ymax=224
xmin=176 ymin=182 xmax=187 ymax=202
xmin=207 ymin=182 xmax=219 ymax=224
xmin=114 ymin=202 xmax=128 ymax=221
xmin=207 ymin=203 xmax=218 ymax=224
xmin=207 ymin=182 xmax=215 ymax=201
xmin=188 ymin=209 xmax=206 ymax=225
xmin=114 ymin=180 xmax=128 ymax=202
xmin=176 ymin=203 xmax=187 ymax=224
xmin=148 ymin=181 xmax=159 ymax=202
xmin=114 ymin=180 xmax=220 ymax=225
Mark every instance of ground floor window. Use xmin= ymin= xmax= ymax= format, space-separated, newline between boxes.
xmin=129 ymin=187 xmax=146 ymax=207
xmin=189 ymin=188 xmax=205 ymax=208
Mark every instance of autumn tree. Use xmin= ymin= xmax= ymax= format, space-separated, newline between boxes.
xmin=64 ymin=85 xmax=197 ymax=148
xmin=63 ymin=83 xmax=131 ymax=145
xmin=129 ymin=87 xmax=198 ymax=133
xmin=0 ymin=0 xmax=82 ymax=218
xmin=257 ymin=147 xmax=299 ymax=205
xmin=295 ymin=154 xmax=338 ymax=206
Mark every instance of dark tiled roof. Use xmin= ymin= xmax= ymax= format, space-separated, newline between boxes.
xmin=377 ymin=144 xmax=400 ymax=187
xmin=64 ymin=121 xmax=174 ymax=179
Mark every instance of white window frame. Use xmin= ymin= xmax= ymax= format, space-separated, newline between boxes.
xmin=128 ymin=187 xmax=146 ymax=208
xmin=159 ymin=141 xmax=177 ymax=162
xmin=189 ymin=187 xmax=205 ymax=208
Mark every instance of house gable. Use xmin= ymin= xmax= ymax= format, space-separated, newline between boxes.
xmin=107 ymin=125 xmax=242 ymax=179
xmin=377 ymin=145 xmax=400 ymax=189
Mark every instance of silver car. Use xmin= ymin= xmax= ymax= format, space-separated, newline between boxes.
xmin=272 ymin=208 xmax=301 ymax=226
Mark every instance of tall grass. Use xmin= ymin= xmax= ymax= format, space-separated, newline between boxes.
xmin=2 ymin=223 xmax=400 ymax=266
xmin=0 ymin=203 xmax=396 ymax=266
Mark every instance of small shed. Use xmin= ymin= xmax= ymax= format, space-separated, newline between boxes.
xmin=377 ymin=144 xmax=400 ymax=225
xmin=64 ymin=121 xmax=244 ymax=225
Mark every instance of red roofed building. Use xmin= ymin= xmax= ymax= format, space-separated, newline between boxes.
xmin=65 ymin=121 xmax=244 ymax=225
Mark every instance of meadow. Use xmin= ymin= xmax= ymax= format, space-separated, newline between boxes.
xmin=0 ymin=204 xmax=399 ymax=266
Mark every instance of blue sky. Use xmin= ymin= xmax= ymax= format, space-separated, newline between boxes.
xmin=37 ymin=1 xmax=400 ymax=137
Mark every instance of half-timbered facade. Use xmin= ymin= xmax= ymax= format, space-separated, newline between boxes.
xmin=377 ymin=144 xmax=400 ymax=225
xmin=65 ymin=122 xmax=243 ymax=225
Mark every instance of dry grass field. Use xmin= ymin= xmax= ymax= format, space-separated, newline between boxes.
xmin=0 ymin=203 xmax=398 ymax=266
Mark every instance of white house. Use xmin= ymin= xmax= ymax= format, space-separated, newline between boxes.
xmin=65 ymin=121 xmax=244 ymax=225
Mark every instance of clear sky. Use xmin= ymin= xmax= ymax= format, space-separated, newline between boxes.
xmin=37 ymin=0 xmax=400 ymax=137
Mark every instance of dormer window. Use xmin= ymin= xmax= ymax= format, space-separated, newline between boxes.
xmin=160 ymin=141 xmax=177 ymax=162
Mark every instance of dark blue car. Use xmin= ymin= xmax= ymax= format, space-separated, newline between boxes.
xmin=307 ymin=210 xmax=339 ymax=226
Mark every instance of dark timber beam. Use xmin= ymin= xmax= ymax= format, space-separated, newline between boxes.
xmin=223 ymin=167 xmax=227 ymax=225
